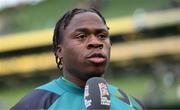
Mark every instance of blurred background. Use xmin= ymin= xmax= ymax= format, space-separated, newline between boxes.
xmin=0 ymin=0 xmax=180 ymax=109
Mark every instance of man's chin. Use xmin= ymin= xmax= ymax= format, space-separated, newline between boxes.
xmin=84 ymin=71 xmax=104 ymax=80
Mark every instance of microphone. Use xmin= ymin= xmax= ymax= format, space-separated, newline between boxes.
xmin=84 ymin=77 xmax=110 ymax=110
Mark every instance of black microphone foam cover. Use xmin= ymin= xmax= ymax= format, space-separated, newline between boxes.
xmin=84 ymin=77 xmax=110 ymax=110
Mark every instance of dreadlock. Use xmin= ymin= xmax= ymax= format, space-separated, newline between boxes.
xmin=53 ymin=8 xmax=108 ymax=70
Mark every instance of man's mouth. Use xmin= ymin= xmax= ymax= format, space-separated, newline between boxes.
xmin=86 ymin=53 xmax=107 ymax=64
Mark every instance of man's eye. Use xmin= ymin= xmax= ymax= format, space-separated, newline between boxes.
xmin=98 ymin=34 xmax=107 ymax=40
xmin=76 ymin=34 xmax=86 ymax=40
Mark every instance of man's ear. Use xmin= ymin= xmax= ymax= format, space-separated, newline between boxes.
xmin=56 ymin=45 xmax=63 ymax=58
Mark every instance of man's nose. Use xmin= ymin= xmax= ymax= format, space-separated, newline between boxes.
xmin=87 ymin=35 xmax=103 ymax=49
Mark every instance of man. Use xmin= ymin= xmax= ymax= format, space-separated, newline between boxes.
xmin=11 ymin=8 xmax=144 ymax=110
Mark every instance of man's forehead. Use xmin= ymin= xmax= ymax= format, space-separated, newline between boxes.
xmin=65 ymin=12 xmax=107 ymax=31
xmin=72 ymin=12 xmax=101 ymax=20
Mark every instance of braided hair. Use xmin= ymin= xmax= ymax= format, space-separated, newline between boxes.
xmin=53 ymin=8 xmax=108 ymax=70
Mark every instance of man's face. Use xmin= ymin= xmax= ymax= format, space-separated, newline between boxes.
xmin=59 ymin=12 xmax=111 ymax=81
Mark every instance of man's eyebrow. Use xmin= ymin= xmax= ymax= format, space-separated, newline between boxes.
xmin=74 ymin=28 xmax=89 ymax=32
xmin=95 ymin=29 xmax=109 ymax=33
xmin=74 ymin=28 xmax=109 ymax=33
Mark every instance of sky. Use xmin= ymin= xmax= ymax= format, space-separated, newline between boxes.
xmin=0 ymin=0 xmax=43 ymax=10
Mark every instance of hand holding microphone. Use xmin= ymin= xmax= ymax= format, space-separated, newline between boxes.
xmin=84 ymin=77 xmax=110 ymax=110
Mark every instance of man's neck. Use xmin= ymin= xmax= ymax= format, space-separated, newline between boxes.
xmin=63 ymin=72 xmax=86 ymax=88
